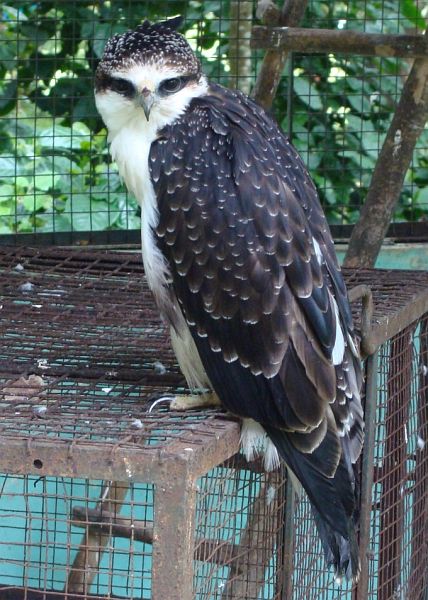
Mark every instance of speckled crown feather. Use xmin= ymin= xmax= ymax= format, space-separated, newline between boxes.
xmin=97 ymin=17 xmax=201 ymax=75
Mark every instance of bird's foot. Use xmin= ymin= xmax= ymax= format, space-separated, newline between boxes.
xmin=148 ymin=392 xmax=221 ymax=412
xmin=170 ymin=392 xmax=221 ymax=411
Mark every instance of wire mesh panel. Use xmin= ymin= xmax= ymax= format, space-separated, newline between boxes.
xmin=283 ymin=0 xmax=428 ymax=226
xmin=0 ymin=1 xmax=427 ymax=242
xmin=193 ymin=462 xmax=287 ymax=599
xmin=371 ymin=321 xmax=428 ymax=600
xmin=0 ymin=478 xmax=154 ymax=599
xmin=288 ymin=319 xmax=428 ymax=600
xmin=0 ymin=1 xmax=246 ymax=242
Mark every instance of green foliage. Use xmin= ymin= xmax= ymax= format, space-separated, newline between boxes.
xmin=0 ymin=0 xmax=427 ymax=235
xmin=275 ymin=0 xmax=428 ymax=224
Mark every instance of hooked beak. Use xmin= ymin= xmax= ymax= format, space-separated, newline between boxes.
xmin=139 ymin=88 xmax=155 ymax=120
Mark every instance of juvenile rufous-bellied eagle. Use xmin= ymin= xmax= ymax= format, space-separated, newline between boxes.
xmin=95 ymin=16 xmax=364 ymax=582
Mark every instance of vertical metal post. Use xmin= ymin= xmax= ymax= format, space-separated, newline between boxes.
xmin=379 ymin=327 xmax=413 ymax=599
xmin=152 ymin=462 xmax=196 ymax=600
xmin=357 ymin=349 xmax=379 ymax=600
xmin=409 ymin=316 xmax=428 ymax=599
xmin=282 ymin=473 xmax=296 ymax=599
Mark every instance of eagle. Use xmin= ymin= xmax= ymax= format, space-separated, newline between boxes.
xmin=95 ymin=16 xmax=364 ymax=582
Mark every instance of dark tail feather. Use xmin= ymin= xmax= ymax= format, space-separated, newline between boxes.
xmin=264 ymin=425 xmax=360 ymax=582
xmin=312 ymin=507 xmax=360 ymax=582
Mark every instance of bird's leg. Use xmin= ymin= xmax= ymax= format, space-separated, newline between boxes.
xmin=170 ymin=391 xmax=222 ymax=411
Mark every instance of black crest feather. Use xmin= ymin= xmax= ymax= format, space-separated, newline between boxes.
xmin=136 ymin=16 xmax=183 ymax=33
xmin=158 ymin=16 xmax=184 ymax=30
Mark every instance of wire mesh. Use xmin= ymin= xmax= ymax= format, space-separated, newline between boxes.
xmin=0 ymin=247 xmax=427 ymax=599
xmin=193 ymin=463 xmax=287 ymax=599
xmin=0 ymin=1 xmax=426 ymax=242
xmin=369 ymin=320 xmax=428 ymax=600
xmin=0 ymin=476 xmax=154 ymax=599
xmin=289 ymin=320 xmax=428 ymax=600
xmin=283 ymin=0 xmax=428 ymax=225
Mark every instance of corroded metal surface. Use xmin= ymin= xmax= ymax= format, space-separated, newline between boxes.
xmin=0 ymin=246 xmax=241 ymax=482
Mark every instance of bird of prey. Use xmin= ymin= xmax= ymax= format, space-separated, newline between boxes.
xmin=95 ymin=16 xmax=364 ymax=582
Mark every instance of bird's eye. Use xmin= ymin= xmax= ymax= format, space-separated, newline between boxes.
xmin=159 ymin=77 xmax=184 ymax=95
xmin=110 ymin=78 xmax=135 ymax=97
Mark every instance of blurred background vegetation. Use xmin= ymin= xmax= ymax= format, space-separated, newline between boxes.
xmin=0 ymin=0 xmax=427 ymax=236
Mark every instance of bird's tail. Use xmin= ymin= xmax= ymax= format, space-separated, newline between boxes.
xmin=264 ymin=425 xmax=360 ymax=582
xmin=311 ymin=505 xmax=360 ymax=582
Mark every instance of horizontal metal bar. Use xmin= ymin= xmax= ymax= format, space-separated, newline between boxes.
xmin=0 ymin=419 xmax=240 ymax=483
xmin=1 ymin=222 xmax=427 ymax=249
xmin=251 ymin=26 xmax=428 ymax=58
xmin=331 ymin=222 xmax=428 ymax=243
xmin=71 ymin=506 xmax=243 ymax=569
xmin=0 ymin=229 xmax=141 ymax=247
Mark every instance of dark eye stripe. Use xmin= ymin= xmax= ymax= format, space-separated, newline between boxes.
xmin=103 ymin=76 xmax=136 ymax=98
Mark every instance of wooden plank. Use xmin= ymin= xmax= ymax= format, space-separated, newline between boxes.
xmin=251 ymin=26 xmax=428 ymax=58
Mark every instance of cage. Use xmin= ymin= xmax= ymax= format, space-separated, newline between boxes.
xmin=0 ymin=247 xmax=427 ymax=600
xmin=0 ymin=0 xmax=428 ymax=599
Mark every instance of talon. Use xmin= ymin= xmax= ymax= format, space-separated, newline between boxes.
xmin=147 ymin=396 xmax=175 ymax=413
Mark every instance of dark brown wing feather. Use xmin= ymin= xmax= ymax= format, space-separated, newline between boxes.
xmin=150 ymin=83 xmax=363 ymax=579
xmin=152 ymin=84 xmax=361 ymax=446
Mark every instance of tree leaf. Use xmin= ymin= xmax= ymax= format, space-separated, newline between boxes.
xmin=293 ymin=77 xmax=323 ymax=111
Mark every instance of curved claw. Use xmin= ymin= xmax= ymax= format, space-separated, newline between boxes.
xmin=147 ymin=396 xmax=175 ymax=413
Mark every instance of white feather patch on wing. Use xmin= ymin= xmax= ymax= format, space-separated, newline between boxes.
xmin=312 ymin=237 xmax=323 ymax=265
xmin=240 ymin=419 xmax=280 ymax=471
xmin=331 ymin=295 xmax=345 ymax=365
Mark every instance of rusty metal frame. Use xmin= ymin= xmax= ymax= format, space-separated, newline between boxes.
xmin=1 ymin=248 xmax=428 ymax=599
xmin=356 ymin=349 xmax=379 ymax=600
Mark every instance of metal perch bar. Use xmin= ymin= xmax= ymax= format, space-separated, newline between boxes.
xmin=71 ymin=506 xmax=243 ymax=570
xmin=221 ymin=471 xmax=283 ymax=599
xmin=66 ymin=481 xmax=130 ymax=595
xmin=251 ymin=26 xmax=428 ymax=58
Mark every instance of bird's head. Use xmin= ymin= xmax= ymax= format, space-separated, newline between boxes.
xmin=95 ymin=17 xmax=207 ymax=133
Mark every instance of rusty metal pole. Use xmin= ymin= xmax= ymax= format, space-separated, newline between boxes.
xmin=356 ymin=349 xmax=379 ymax=600
xmin=282 ymin=473 xmax=295 ymax=599
xmin=408 ymin=316 xmax=428 ymax=599
xmin=151 ymin=460 xmax=196 ymax=600
xmin=378 ymin=327 xmax=414 ymax=599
